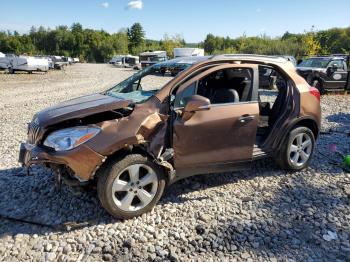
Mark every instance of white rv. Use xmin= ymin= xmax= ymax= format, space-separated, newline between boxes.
xmin=113 ymin=55 xmax=140 ymax=68
xmin=7 ymin=56 xmax=49 ymax=73
xmin=173 ymin=48 xmax=205 ymax=58
xmin=139 ymin=51 xmax=167 ymax=68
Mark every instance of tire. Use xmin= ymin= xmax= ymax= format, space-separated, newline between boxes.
xmin=276 ymin=126 xmax=315 ymax=171
xmin=312 ymin=79 xmax=325 ymax=95
xmin=97 ymin=154 xmax=166 ymax=219
xmin=8 ymin=67 xmax=14 ymax=74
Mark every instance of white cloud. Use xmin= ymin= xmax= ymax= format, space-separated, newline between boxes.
xmin=127 ymin=0 xmax=143 ymax=10
xmin=101 ymin=2 xmax=109 ymax=8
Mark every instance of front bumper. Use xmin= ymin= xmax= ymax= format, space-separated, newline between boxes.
xmin=19 ymin=142 xmax=106 ymax=181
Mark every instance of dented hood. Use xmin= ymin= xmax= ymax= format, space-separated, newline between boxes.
xmin=35 ymin=93 xmax=132 ymax=127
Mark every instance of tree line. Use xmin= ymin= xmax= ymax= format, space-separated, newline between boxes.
xmin=0 ymin=23 xmax=185 ymax=62
xmin=203 ymin=26 xmax=350 ymax=58
xmin=0 ymin=22 xmax=349 ymax=62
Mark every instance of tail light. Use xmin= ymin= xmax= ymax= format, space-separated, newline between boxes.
xmin=309 ymin=86 xmax=320 ymax=102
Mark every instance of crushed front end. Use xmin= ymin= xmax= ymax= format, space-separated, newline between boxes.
xmin=19 ymin=117 xmax=106 ymax=183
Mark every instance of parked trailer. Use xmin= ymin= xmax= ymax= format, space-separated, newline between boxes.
xmin=7 ymin=56 xmax=49 ymax=74
xmin=173 ymin=48 xmax=205 ymax=58
xmin=35 ymin=56 xmax=54 ymax=69
xmin=139 ymin=51 xmax=167 ymax=69
xmin=50 ymin=56 xmax=68 ymax=69
xmin=112 ymin=55 xmax=139 ymax=68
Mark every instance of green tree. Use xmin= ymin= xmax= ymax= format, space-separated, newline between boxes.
xmin=161 ymin=34 xmax=185 ymax=58
xmin=127 ymin=23 xmax=145 ymax=54
xmin=203 ymin=34 xmax=216 ymax=54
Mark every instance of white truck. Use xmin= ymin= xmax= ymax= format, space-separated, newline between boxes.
xmin=173 ymin=48 xmax=205 ymax=58
xmin=7 ymin=56 xmax=49 ymax=74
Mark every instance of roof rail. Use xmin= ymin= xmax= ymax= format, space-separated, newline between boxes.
xmin=211 ymin=54 xmax=289 ymax=63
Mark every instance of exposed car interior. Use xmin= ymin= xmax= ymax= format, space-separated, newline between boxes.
xmin=196 ymin=68 xmax=253 ymax=103
xmin=257 ymin=65 xmax=288 ymax=141
xmin=172 ymin=64 xmax=289 ymax=152
xmin=174 ymin=68 xmax=253 ymax=108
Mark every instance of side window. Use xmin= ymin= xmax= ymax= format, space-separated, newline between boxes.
xmin=174 ymin=66 xmax=254 ymax=107
xmin=174 ymin=82 xmax=196 ymax=108
xmin=329 ymin=60 xmax=345 ymax=70
xmin=196 ymin=68 xmax=253 ymax=103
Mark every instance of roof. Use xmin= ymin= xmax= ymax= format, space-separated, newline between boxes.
xmin=309 ymin=56 xmax=345 ymax=60
xmin=140 ymin=51 xmax=166 ymax=56
xmin=212 ymin=54 xmax=291 ymax=64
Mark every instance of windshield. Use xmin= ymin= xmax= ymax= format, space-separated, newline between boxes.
xmin=106 ymin=66 xmax=175 ymax=103
xmin=298 ymin=58 xmax=331 ymax=68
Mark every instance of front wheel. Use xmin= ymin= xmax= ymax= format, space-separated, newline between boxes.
xmin=97 ymin=154 xmax=165 ymax=219
xmin=276 ymin=126 xmax=315 ymax=171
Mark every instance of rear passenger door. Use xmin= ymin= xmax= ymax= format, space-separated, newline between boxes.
xmin=172 ymin=64 xmax=259 ymax=174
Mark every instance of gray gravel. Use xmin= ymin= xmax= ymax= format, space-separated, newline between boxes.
xmin=0 ymin=64 xmax=349 ymax=261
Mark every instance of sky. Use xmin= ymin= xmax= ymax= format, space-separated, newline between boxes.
xmin=1 ymin=0 xmax=349 ymax=42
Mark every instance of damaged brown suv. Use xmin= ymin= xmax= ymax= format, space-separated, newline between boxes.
xmin=19 ymin=55 xmax=321 ymax=219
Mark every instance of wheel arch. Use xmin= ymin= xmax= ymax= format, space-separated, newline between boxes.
xmin=289 ymin=117 xmax=319 ymax=137
xmin=276 ymin=117 xmax=319 ymax=152
xmin=94 ymin=145 xmax=171 ymax=183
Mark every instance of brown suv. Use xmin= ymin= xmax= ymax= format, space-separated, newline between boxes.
xmin=19 ymin=55 xmax=321 ymax=219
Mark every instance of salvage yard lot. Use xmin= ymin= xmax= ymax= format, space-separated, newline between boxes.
xmin=0 ymin=64 xmax=349 ymax=261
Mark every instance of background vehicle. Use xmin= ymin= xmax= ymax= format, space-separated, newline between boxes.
xmin=50 ymin=56 xmax=68 ymax=69
xmin=173 ymin=48 xmax=205 ymax=58
xmin=111 ymin=55 xmax=139 ymax=68
xmin=19 ymin=55 xmax=321 ymax=219
xmin=6 ymin=55 xmax=49 ymax=74
xmin=156 ymin=56 xmax=208 ymax=76
xmin=0 ymin=54 xmax=10 ymax=70
xmin=297 ymin=55 xmax=350 ymax=93
xmin=139 ymin=51 xmax=167 ymax=68
xmin=109 ymin=55 xmax=123 ymax=64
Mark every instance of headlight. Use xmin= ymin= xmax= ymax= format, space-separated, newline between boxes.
xmin=43 ymin=126 xmax=100 ymax=151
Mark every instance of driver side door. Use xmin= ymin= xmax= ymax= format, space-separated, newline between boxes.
xmin=172 ymin=64 xmax=259 ymax=177
xmin=326 ymin=60 xmax=348 ymax=89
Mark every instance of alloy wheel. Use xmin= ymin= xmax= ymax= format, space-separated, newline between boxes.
xmin=288 ymin=133 xmax=313 ymax=167
xmin=111 ymin=164 xmax=158 ymax=212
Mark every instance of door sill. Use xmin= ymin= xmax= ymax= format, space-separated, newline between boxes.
xmin=252 ymin=144 xmax=270 ymax=160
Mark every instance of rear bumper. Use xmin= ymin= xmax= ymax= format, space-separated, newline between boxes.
xmin=19 ymin=142 xmax=106 ymax=181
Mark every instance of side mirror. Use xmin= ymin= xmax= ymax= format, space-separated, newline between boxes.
xmin=181 ymin=95 xmax=210 ymax=121
xmin=184 ymin=95 xmax=211 ymax=112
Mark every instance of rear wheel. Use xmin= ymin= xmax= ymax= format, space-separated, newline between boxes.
xmin=276 ymin=126 xmax=315 ymax=171
xmin=97 ymin=154 xmax=165 ymax=219
xmin=8 ymin=67 xmax=14 ymax=74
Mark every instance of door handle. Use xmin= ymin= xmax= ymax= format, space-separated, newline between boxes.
xmin=239 ymin=115 xmax=255 ymax=123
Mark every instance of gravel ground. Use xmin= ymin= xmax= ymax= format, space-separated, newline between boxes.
xmin=0 ymin=64 xmax=349 ymax=261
